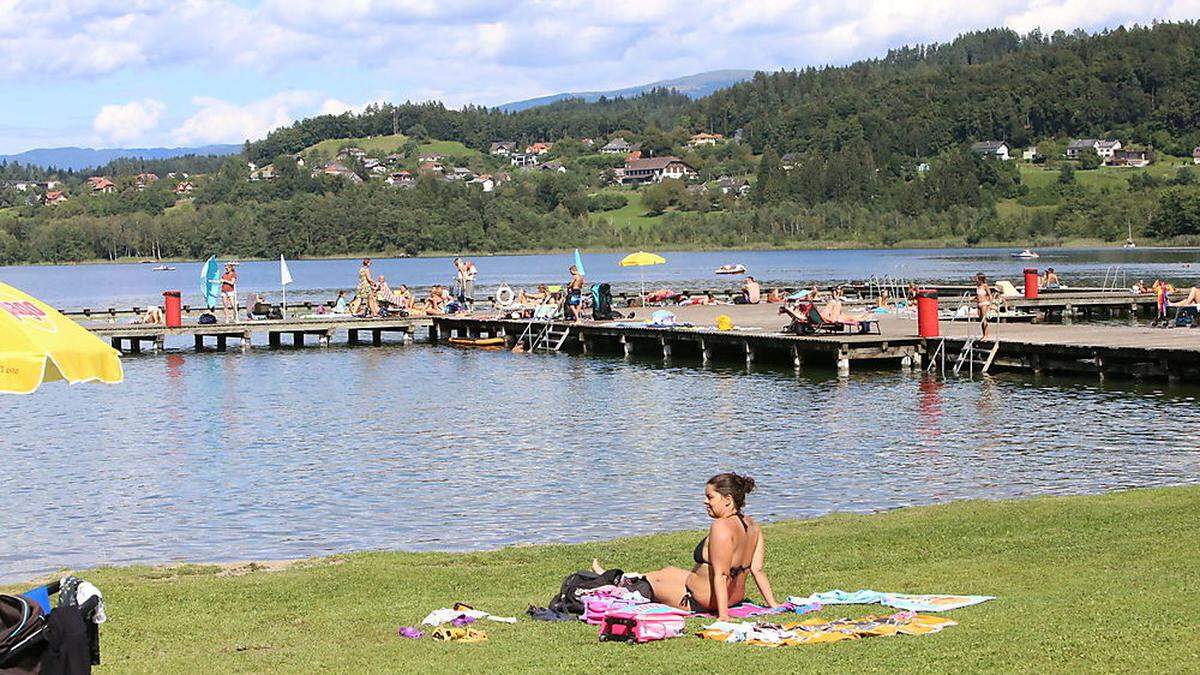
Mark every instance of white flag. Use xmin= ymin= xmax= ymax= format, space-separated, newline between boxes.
xmin=280 ymin=255 xmax=293 ymax=286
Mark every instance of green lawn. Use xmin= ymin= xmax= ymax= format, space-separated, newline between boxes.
xmin=9 ymin=486 xmax=1197 ymax=673
xmin=300 ymin=134 xmax=480 ymax=161
xmin=1018 ymin=160 xmax=1190 ymax=191
xmin=588 ymin=188 xmax=663 ymax=231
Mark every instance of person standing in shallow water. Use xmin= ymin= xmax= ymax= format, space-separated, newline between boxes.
xmin=592 ymin=473 xmax=780 ymax=621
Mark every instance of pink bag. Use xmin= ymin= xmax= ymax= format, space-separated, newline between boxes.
xmin=598 ymin=603 xmax=688 ymax=643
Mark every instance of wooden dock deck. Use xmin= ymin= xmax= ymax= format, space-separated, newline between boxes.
xmin=87 ymin=316 xmax=429 ymax=353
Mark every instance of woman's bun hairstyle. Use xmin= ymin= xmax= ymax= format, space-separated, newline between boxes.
xmin=707 ymin=472 xmax=757 ymax=511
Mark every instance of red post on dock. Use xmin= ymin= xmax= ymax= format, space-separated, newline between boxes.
xmin=916 ymin=289 xmax=939 ymax=337
xmin=1024 ymin=268 xmax=1039 ymax=299
xmin=163 ymin=290 xmax=182 ymax=327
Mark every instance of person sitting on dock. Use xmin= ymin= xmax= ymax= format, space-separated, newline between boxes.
xmin=734 ymin=277 xmax=761 ymax=304
xmin=876 ymin=288 xmax=893 ymax=310
xmin=1040 ymin=268 xmax=1061 ymax=289
xmin=517 ymin=284 xmax=550 ymax=306
xmin=332 ymin=291 xmax=349 ymax=314
xmin=136 ymin=305 xmax=165 ymax=324
xmin=590 ymin=473 xmax=780 ymax=621
xmin=376 ymin=276 xmax=405 ymax=313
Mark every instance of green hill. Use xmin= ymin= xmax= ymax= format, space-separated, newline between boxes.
xmin=299 ymin=134 xmax=481 ymax=161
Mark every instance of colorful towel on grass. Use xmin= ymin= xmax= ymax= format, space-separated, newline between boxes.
xmin=696 ymin=612 xmax=957 ymax=647
xmin=787 ymin=590 xmax=994 ymax=612
xmin=690 ymin=601 xmax=822 ymax=619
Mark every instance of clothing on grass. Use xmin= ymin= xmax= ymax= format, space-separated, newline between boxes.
xmin=525 ymin=606 xmax=577 ymax=622
xmin=420 ymin=607 xmax=516 ymax=626
xmin=696 ymin=612 xmax=958 ymax=647
xmin=39 ymin=606 xmax=92 ymax=674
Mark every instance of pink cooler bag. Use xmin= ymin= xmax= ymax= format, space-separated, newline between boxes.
xmin=598 ymin=603 xmax=688 ymax=643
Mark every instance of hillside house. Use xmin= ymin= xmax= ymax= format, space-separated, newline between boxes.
xmin=580 ymin=138 xmax=595 ymax=148
xmin=418 ymin=153 xmax=444 ymax=163
xmin=510 ymin=153 xmax=539 ymax=168
xmin=87 ymin=176 xmax=117 ymax=193
xmin=716 ymin=176 xmax=750 ymax=197
xmin=249 ymin=164 xmax=277 ymax=181
xmin=1106 ymin=148 xmax=1153 ymax=167
xmin=1193 ymin=147 xmax=1200 ymax=165
xmin=1067 ymin=139 xmax=1122 ymax=159
xmin=916 ymin=162 xmax=931 ymax=173
xmin=445 ymin=167 xmax=474 ymax=181
xmin=526 ymin=142 xmax=553 ymax=155
xmin=537 ymin=160 xmax=566 ymax=173
xmin=620 ymin=157 xmax=697 ymax=185
xmin=970 ymin=141 xmax=1011 ymax=160
xmin=418 ymin=160 xmax=444 ymax=173
xmin=469 ymin=174 xmax=495 ymax=192
xmin=41 ymin=190 xmax=68 ymax=205
xmin=318 ymin=162 xmax=363 ymax=183
xmin=781 ymin=153 xmax=801 ymax=170
xmin=489 ymin=142 xmax=516 ymax=156
xmin=135 ymin=173 xmax=159 ymax=190
xmin=174 ymin=181 xmax=194 ymax=194
xmin=1022 ymin=146 xmax=1038 ymax=161
xmin=338 ymin=147 xmax=366 ymax=160
xmin=687 ymin=132 xmax=725 ymax=148
xmin=386 ymin=171 xmax=415 ymax=187
xmin=600 ymin=138 xmax=633 ymax=154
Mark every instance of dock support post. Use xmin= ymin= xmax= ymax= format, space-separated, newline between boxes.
xmin=216 ymin=335 xmax=227 ymax=352
xmin=154 ymin=335 xmax=165 ymax=352
xmin=293 ymin=332 xmax=303 ymax=348
xmin=348 ymin=329 xmax=359 ymax=345
xmin=621 ymin=336 xmax=633 ymax=357
xmin=319 ymin=330 xmax=331 ymax=348
xmin=194 ymin=335 xmax=203 ymax=352
xmin=1063 ymin=304 xmax=1074 ymax=325
xmin=373 ymin=330 xmax=382 ymax=346
xmin=111 ymin=337 xmax=120 ymax=351
xmin=661 ymin=338 xmax=672 ymax=360
xmin=428 ymin=324 xmax=440 ymax=343
xmin=837 ymin=348 xmax=850 ymax=376
xmin=130 ymin=339 xmax=141 ymax=354
xmin=404 ymin=329 xmax=414 ymax=344
xmin=901 ymin=354 xmax=913 ymax=370
xmin=744 ymin=341 xmax=754 ymax=365
xmin=269 ymin=332 xmax=280 ymax=349
xmin=581 ymin=335 xmax=591 ymax=354
xmin=1130 ymin=304 xmax=1139 ymax=326
xmin=700 ymin=340 xmax=711 ymax=365
xmin=792 ymin=346 xmax=803 ymax=371
xmin=240 ymin=332 xmax=251 ymax=353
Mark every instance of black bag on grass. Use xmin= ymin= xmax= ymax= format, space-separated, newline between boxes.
xmin=548 ymin=569 xmax=624 ymax=616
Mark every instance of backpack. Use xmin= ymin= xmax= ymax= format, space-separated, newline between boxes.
xmin=198 ymin=313 xmax=217 ymax=325
xmin=0 ymin=594 xmax=47 ymax=670
xmin=592 ymin=283 xmax=618 ymax=320
xmin=548 ymin=569 xmax=624 ymax=616
xmin=598 ymin=604 xmax=689 ymax=643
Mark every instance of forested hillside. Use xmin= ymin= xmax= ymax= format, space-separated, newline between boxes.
xmin=4 ymin=22 xmax=1200 ymax=265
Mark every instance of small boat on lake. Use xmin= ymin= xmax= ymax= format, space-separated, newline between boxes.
xmin=448 ymin=337 xmax=506 ymax=349
xmin=152 ymin=265 xmax=176 ymax=271
xmin=715 ymin=264 xmax=747 ymax=275
xmin=1011 ymin=249 xmax=1039 ymax=259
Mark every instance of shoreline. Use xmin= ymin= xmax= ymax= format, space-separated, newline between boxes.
xmin=2 ymin=486 xmax=1194 ymax=672
xmin=5 ymin=240 xmax=1200 ymax=268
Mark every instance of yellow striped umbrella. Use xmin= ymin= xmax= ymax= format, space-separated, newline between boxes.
xmin=0 ymin=282 xmax=124 ymax=394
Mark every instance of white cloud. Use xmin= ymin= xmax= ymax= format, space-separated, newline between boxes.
xmin=92 ymin=99 xmax=166 ymax=144
xmin=172 ymin=92 xmax=320 ymax=145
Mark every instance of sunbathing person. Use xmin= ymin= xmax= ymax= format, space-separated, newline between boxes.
xmin=876 ymin=288 xmax=893 ymax=310
xmin=137 ymin=305 xmax=165 ymax=324
xmin=592 ymin=473 xmax=779 ymax=621
xmin=1171 ymin=286 xmax=1200 ymax=307
xmin=518 ymin=284 xmax=550 ymax=306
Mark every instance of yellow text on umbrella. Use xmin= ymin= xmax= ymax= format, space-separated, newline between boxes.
xmin=618 ymin=251 xmax=667 ymax=267
xmin=0 ymin=282 xmax=124 ymax=394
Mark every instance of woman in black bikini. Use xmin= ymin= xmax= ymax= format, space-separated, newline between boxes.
xmin=593 ymin=473 xmax=780 ymax=621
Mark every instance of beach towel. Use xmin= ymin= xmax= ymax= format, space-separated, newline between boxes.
xmin=696 ymin=612 xmax=957 ymax=647
xmin=788 ymin=590 xmax=994 ymax=612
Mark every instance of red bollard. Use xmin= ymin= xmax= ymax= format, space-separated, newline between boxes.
xmin=916 ymin=289 xmax=939 ymax=337
xmin=1024 ymin=268 xmax=1039 ymax=299
xmin=163 ymin=290 xmax=182 ymax=327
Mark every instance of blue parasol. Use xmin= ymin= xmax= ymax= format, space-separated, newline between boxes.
xmin=200 ymin=256 xmax=221 ymax=310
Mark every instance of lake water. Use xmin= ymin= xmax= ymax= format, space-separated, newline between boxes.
xmin=3 ymin=246 xmax=1198 ymax=311
xmin=3 ymin=247 xmax=1200 ymax=582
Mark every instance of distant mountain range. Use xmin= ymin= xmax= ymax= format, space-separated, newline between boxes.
xmin=496 ymin=69 xmax=759 ymax=112
xmin=0 ymin=144 xmax=243 ymax=171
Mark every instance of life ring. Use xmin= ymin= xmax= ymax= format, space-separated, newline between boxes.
xmin=495 ymin=283 xmax=515 ymax=308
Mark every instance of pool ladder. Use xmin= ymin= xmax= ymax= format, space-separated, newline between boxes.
xmin=953 ymin=337 xmax=999 ymax=377
xmin=517 ymin=321 xmax=572 ymax=352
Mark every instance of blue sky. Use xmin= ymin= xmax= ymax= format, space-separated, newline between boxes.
xmin=0 ymin=0 xmax=1192 ymax=154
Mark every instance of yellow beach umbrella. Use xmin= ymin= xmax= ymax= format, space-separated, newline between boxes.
xmin=0 ymin=282 xmax=124 ymax=394
xmin=618 ymin=251 xmax=667 ymax=304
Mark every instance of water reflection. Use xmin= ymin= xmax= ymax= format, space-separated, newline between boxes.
xmin=2 ymin=345 xmax=1199 ymax=581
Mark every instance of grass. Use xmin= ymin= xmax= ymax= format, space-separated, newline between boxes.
xmin=300 ymin=134 xmax=480 ymax=162
xmin=588 ymin=188 xmax=663 ymax=231
xmin=7 ymin=486 xmax=1198 ymax=673
xmin=1017 ymin=160 xmax=1190 ymax=191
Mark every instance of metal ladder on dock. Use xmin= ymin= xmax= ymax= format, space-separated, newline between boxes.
xmin=516 ymin=321 xmax=571 ymax=352
xmin=953 ymin=337 xmax=999 ymax=377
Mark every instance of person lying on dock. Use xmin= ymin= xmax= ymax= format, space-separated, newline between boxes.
xmin=680 ymin=292 xmax=724 ymax=306
xmin=591 ymin=473 xmax=780 ymax=622
xmin=765 ymin=288 xmax=786 ymax=303
xmin=1171 ymin=286 xmax=1200 ymax=307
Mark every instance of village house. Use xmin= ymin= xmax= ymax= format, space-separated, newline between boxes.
xmin=489 ymin=142 xmax=516 ymax=156
xmin=418 ymin=160 xmax=444 ymax=173
xmin=444 ymin=167 xmax=474 ymax=181
xmin=1193 ymin=147 xmax=1200 ymax=165
xmin=1066 ymin=139 xmax=1122 ymax=159
xmin=2 ymin=179 xmax=58 ymax=192
xmin=687 ymin=132 xmax=725 ymax=148
xmin=970 ymin=141 xmax=1011 ymax=160
xmin=620 ymin=156 xmax=697 ymax=185
xmin=580 ymin=138 xmax=595 ymax=148
xmin=780 ymin=152 xmax=802 ymax=170
xmin=249 ymin=164 xmax=277 ymax=181
xmin=338 ymin=147 xmax=366 ymax=161
xmin=1022 ymin=146 xmax=1038 ymax=161
xmin=385 ymin=153 xmax=405 ymax=166
xmin=317 ymin=162 xmax=363 ymax=183
xmin=510 ymin=153 xmax=539 ymax=168
xmin=418 ymin=153 xmax=445 ymax=164
xmin=174 ymin=181 xmax=194 ymax=195
xmin=469 ymin=174 xmax=495 ymax=192
xmin=385 ymin=170 xmax=415 ymax=187
xmin=715 ymin=176 xmax=751 ymax=197
xmin=537 ymin=160 xmax=566 ymax=173
xmin=685 ymin=183 xmax=708 ymax=197
xmin=916 ymin=162 xmax=931 ymax=173
xmin=41 ymin=190 xmax=68 ymax=205
xmin=525 ymin=142 xmax=553 ymax=155
xmin=86 ymin=176 xmax=117 ymax=193
xmin=134 ymin=173 xmax=159 ymax=190
xmin=599 ymin=137 xmax=633 ymax=155
xmin=1106 ymin=148 xmax=1153 ymax=167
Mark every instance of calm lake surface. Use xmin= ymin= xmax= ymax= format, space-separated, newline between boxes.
xmin=3 ymin=247 xmax=1200 ymax=582
xmin=4 ymin=246 xmax=1199 ymax=310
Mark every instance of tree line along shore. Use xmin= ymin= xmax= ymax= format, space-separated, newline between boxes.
xmin=4 ymin=23 xmax=1200 ymax=264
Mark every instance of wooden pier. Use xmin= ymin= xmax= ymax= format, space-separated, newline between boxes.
xmin=88 ymin=316 xmax=429 ymax=353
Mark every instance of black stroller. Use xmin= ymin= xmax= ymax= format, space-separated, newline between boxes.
xmin=1 ymin=577 xmax=102 ymax=674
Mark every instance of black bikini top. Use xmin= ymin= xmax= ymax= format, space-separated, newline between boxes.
xmin=694 ymin=514 xmax=751 ymax=575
